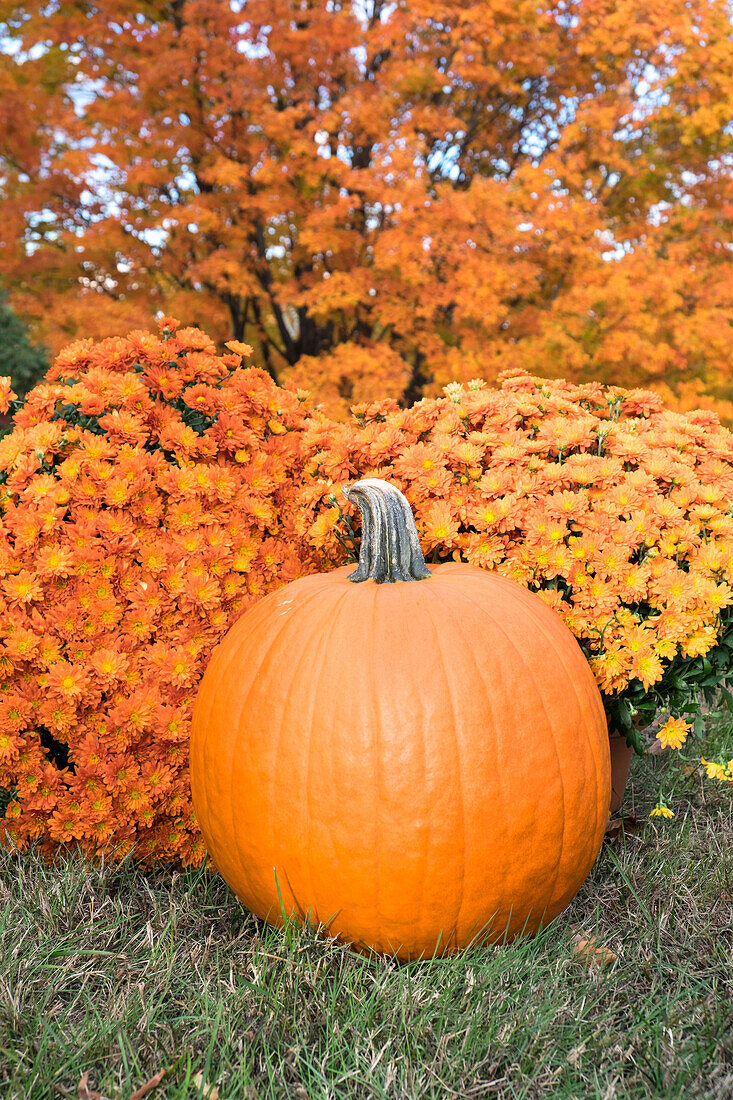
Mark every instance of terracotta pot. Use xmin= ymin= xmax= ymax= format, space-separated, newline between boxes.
xmin=608 ymin=731 xmax=634 ymax=814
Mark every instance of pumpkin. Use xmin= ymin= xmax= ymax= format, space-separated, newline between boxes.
xmin=191 ymin=479 xmax=610 ymax=959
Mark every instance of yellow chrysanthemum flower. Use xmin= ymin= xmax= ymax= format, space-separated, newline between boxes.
xmin=701 ymin=758 xmax=733 ymax=782
xmin=650 ymin=805 xmax=675 ymax=819
xmin=657 ymin=717 xmax=691 ymax=751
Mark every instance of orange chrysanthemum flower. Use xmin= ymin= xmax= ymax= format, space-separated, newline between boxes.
xmin=0 ymin=321 xmax=322 ymax=867
xmin=4 ymin=332 xmax=733 ymax=866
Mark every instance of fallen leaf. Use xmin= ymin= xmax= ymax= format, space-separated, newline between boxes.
xmin=604 ymin=813 xmax=642 ymax=839
xmin=572 ymin=934 xmax=618 ymax=969
xmin=77 ymin=1073 xmax=103 ymax=1100
xmin=130 ymin=1069 xmax=168 ymax=1100
xmin=192 ymin=1072 xmax=220 ymax=1100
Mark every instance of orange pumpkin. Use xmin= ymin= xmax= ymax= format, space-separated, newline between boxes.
xmin=191 ymin=479 xmax=610 ymax=959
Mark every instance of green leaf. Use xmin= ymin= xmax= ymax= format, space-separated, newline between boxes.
xmin=720 ymin=687 xmax=733 ymax=712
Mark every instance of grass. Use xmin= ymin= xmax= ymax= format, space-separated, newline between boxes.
xmin=1 ymin=739 xmax=731 ymax=1100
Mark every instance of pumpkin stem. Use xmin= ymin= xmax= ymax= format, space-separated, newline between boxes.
xmin=342 ymin=479 xmax=432 ymax=584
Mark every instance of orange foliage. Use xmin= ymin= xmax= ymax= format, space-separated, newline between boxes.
xmin=1 ymin=2 xmax=733 ymax=415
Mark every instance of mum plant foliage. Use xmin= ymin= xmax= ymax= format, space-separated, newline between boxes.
xmin=0 ymin=321 xmax=323 ymax=864
xmin=299 ymin=372 xmax=733 ymax=774
xmin=1 ymin=326 xmax=732 ymax=868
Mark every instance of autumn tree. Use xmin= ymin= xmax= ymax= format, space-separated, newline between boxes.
xmin=1 ymin=0 xmax=733 ymax=416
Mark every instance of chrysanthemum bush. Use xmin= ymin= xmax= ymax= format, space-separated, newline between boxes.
xmin=1 ymin=327 xmax=731 ymax=867
xmin=0 ymin=320 xmax=327 ymax=865
xmin=296 ymin=371 xmax=733 ymax=809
